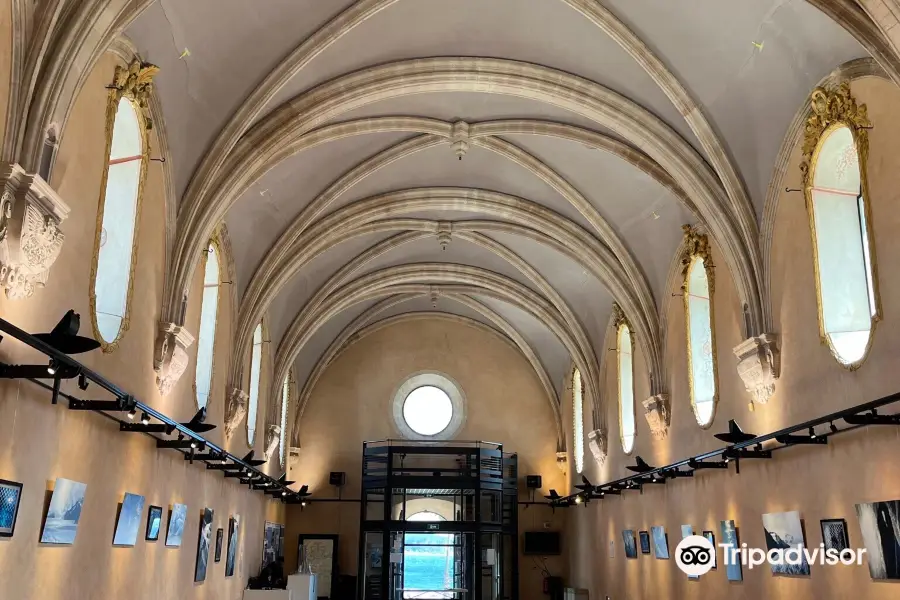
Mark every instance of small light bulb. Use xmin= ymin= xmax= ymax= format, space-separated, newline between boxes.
xmin=47 ymin=360 xmax=56 ymax=375
xmin=190 ymin=441 xmax=197 ymax=449
xmin=809 ymin=427 xmax=816 ymax=439
xmin=127 ymin=409 xmax=136 ymax=420
xmin=141 ymin=412 xmax=150 ymax=425
xmin=574 ymin=496 xmax=583 ymax=504
xmin=301 ymin=501 xmax=307 ymax=507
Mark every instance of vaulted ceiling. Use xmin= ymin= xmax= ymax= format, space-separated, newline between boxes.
xmin=125 ymin=0 xmax=869 ymax=449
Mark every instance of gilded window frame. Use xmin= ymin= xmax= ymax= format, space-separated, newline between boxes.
xmin=681 ymin=225 xmax=719 ymax=429
xmin=572 ymin=366 xmax=584 ymax=474
xmin=800 ymin=83 xmax=880 ymax=370
xmin=192 ymin=231 xmax=223 ymax=409
xmin=88 ymin=60 xmax=158 ymax=352
xmin=614 ymin=304 xmax=636 ymax=455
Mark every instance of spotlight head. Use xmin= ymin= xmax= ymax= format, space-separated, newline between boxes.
xmin=809 ymin=427 xmax=816 ymax=439
xmin=281 ymin=491 xmax=287 ymax=497
xmin=574 ymin=495 xmax=583 ymax=504
xmin=301 ymin=500 xmax=307 ymax=507
xmin=190 ymin=441 xmax=197 ymax=449
xmin=77 ymin=373 xmax=89 ymax=390
xmin=127 ymin=409 xmax=136 ymax=420
xmin=141 ymin=412 xmax=150 ymax=425
xmin=830 ymin=422 xmax=838 ymax=434
xmin=47 ymin=359 xmax=57 ymax=375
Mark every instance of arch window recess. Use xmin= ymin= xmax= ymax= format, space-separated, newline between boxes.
xmin=572 ymin=368 xmax=584 ymax=474
xmin=280 ymin=372 xmax=291 ymax=466
xmin=614 ymin=305 xmax=636 ymax=453
xmin=193 ymin=242 xmax=220 ymax=409
xmin=682 ymin=226 xmax=718 ymax=428
xmin=391 ymin=372 xmax=466 ymax=441
xmin=247 ymin=324 xmax=263 ymax=446
xmin=801 ymin=84 xmax=879 ymax=369
xmin=89 ymin=61 xmax=157 ymax=351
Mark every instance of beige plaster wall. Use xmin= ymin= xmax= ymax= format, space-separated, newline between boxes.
xmin=285 ymin=316 xmax=567 ymax=600
xmin=0 ymin=52 xmax=283 ymax=600
xmin=566 ymin=75 xmax=900 ymax=599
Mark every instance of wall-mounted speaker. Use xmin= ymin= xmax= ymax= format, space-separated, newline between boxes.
xmin=329 ymin=471 xmax=346 ymax=487
xmin=526 ymin=475 xmax=542 ymax=489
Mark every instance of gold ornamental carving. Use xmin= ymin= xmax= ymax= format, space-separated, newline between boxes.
xmin=680 ymin=224 xmax=715 ymax=293
xmin=111 ymin=60 xmax=160 ymax=129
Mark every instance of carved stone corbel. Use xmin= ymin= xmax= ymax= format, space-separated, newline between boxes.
xmin=642 ymin=394 xmax=670 ymax=440
xmin=436 ymin=221 xmax=452 ymax=250
xmin=153 ymin=322 xmax=195 ymax=396
xmin=733 ymin=334 xmax=780 ymax=405
xmin=263 ymin=424 xmax=282 ymax=462
xmin=0 ymin=163 xmax=70 ymax=299
xmin=225 ymin=387 xmax=248 ymax=440
xmin=587 ymin=429 xmax=607 ymax=467
xmin=555 ymin=451 xmax=567 ymax=475
xmin=450 ymin=120 xmax=470 ymax=159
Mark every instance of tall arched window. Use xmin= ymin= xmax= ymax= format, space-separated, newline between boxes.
xmin=247 ymin=324 xmax=263 ymax=445
xmin=91 ymin=97 xmax=147 ymax=348
xmin=194 ymin=242 xmax=220 ymax=409
xmin=616 ymin=311 xmax=636 ymax=453
xmin=90 ymin=61 xmax=157 ymax=350
xmin=572 ymin=368 xmax=584 ymax=474
xmin=682 ymin=226 xmax=718 ymax=427
xmin=802 ymin=84 xmax=878 ymax=368
xmin=280 ymin=372 xmax=291 ymax=466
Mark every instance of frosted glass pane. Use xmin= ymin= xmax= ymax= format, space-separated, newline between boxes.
xmin=573 ymin=369 xmax=584 ymax=474
xmin=94 ymin=159 xmax=142 ymax=343
xmin=280 ymin=377 xmax=289 ymax=465
xmin=194 ymin=285 xmax=219 ymax=409
xmin=688 ymin=291 xmax=716 ymax=425
xmin=248 ymin=326 xmax=263 ymax=444
xmin=204 ymin=246 xmax=219 ymax=285
xmin=109 ymin=99 xmax=142 ymax=160
xmin=812 ymin=189 xmax=870 ymax=336
xmin=619 ymin=326 xmax=635 ymax=453
xmin=812 ymin=126 xmax=860 ymax=194
xmin=828 ymin=331 xmax=870 ymax=365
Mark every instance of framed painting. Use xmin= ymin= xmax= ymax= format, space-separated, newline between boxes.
xmin=639 ymin=531 xmax=651 ymax=555
xmin=622 ymin=530 xmax=637 ymax=559
xmin=820 ymin=518 xmax=849 ymax=552
xmin=113 ymin=492 xmax=145 ymax=546
xmin=215 ymin=528 xmax=224 ymax=562
xmin=146 ymin=505 xmax=162 ymax=541
xmin=40 ymin=478 xmax=87 ymax=544
xmin=0 ymin=479 xmax=23 ymax=537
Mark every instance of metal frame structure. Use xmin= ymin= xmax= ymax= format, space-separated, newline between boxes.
xmin=358 ymin=440 xmax=518 ymax=600
xmin=0 ymin=316 xmax=308 ymax=502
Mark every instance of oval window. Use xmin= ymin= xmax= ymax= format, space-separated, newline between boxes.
xmin=403 ymin=386 xmax=453 ymax=436
xmin=572 ymin=369 xmax=584 ymax=473
xmin=91 ymin=97 xmax=146 ymax=347
xmin=618 ymin=324 xmax=636 ymax=453
xmin=247 ymin=324 xmax=263 ymax=445
xmin=808 ymin=124 xmax=877 ymax=366
xmin=194 ymin=243 xmax=220 ymax=408
xmin=685 ymin=257 xmax=717 ymax=427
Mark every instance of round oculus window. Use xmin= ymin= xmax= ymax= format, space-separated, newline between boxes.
xmin=403 ymin=386 xmax=453 ymax=435
xmin=392 ymin=372 xmax=466 ymax=440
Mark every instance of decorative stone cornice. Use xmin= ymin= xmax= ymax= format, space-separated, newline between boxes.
xmin=0 ymin=163 xmax=70 ymax=300
xmin=611 ymin=302 xmax=630 ymax=331
xmin=225 ymin=387 xmax=249 ymax=440
xmin=450 ymin=120 xmax=470 ymax=159
xmin=680 ymin=224 xmax=715 ymax=293
xmin=733 ymin=334 xmax=780 ymax=406
xmin=799 ymin=82 xmax=870 ymax=188
xmin=263 ymin=424 xmax=281 ymax=462
xmin=587 ymin=429 xmax=607 ymax=467
xmin=110 ymin=60 xmax=159 ymax=128
xmin=153 ymin=322 xmax=195 ymax=397
xmin=436 ymin=221 xmax=452 ymax=250
xmin=642 ymin=394 xmax=670 ymax=440
xmin=556 ymin=451 xmax=567 ymax=475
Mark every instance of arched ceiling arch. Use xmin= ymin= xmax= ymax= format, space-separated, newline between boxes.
xmin=106 ymin=0 xmax=900 ymax=456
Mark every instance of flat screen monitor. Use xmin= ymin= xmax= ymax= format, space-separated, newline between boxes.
xmin=523 ymin=531 xmax=561 ymax=555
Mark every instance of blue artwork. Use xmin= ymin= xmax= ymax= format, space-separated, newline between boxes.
xmin=113 ymin=492 xmax=145 ymax=546
xmin=622 ymin=529 xmax=637 ymax=559
xmin=651 ymin=526 xmax=669 ymax=559
xmin=166 ymin=503 xmax=187 ymax=547
xmin=146 ymin=505 xmax=162 ymax=541
xmin=41 ymin=478 xmax=87 ymax=544
xmin=195 ymin=508 xmax=214 ymax=582
xmin=681 ymin=525 xmax=698 ymax=579
xmin=0 ymin=479 xmax=23 ymax=537
xmin=762 ymin=510 xmax=810 ymax=575
xmin=720 ymin=520 xmax=743 ymax=582
xmin=226 ymin=515 xmax=241 ymax=577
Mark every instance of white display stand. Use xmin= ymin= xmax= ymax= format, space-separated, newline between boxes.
xmin=242 ymin=590 xmax=292 ymax=600
xmin=287 ymin=573 xmax=318 ymax=600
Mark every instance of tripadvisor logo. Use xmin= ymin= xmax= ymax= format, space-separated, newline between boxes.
xmin=675 ymin=534 xmax=867 ymax=576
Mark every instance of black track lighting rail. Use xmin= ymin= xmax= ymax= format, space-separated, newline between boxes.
xmin=0 ymin=316 xmax=309 ymax=503
xmin=552 ymin=389 xmax=900 ymax=507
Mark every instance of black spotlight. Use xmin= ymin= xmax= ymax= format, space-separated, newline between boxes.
xmin=141 ymin=412 xmax=150 ymax=425
xmin=34 ymin=310 xmax=101 ymax=355
xmin=127 ymin=408 xmax=136 ymax=420
xmin=714 ymin=419 xmax=757 ymax=443
xmin=626 ymin=456 xmax=655 ymax=473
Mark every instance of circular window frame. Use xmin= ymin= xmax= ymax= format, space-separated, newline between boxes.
xmin=392 ymin=372 xmax=466 ymax=440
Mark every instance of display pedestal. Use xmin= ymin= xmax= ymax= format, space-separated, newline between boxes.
xmin=242 ymin=590 xmax=292 ymax=600
xmin=287 ymin=574 xmax=317 ymax=600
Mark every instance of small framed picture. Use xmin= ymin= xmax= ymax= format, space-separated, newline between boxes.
xmin=702 ymin=531 xmax=717 ymax=569
xmin=146 ymin=505 xmax=163 ymax=541
xmin=639 ymin=531 xmax=651 ymax=554
xmin=215 ymin=528 xmax=224 ymax=562
xmin=820 ymin=518 xmax=849 ymax=552
xmin=0 ymin=479 xmax=24 ymax=538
